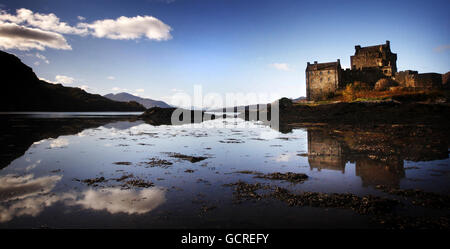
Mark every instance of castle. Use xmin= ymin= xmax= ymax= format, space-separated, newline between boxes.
xmin=306 ymin=41 xmax=445 ymax=101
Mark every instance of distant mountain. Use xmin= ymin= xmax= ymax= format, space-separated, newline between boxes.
xmin=0 ymin=50 xmax=145 ymax=111
xmin=104 ymin=92 xmax=171 ymax=109
xmin=291 ymin=96 xmax=307 ymax=102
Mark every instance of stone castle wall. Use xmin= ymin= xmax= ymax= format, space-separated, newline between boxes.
xmin=394 ymin=71 xmax=442 ymax=89
xmin=306 ymin=67 xmax=340 ymax=100
xmin=342 ymin=68 xmax=386 ymax=86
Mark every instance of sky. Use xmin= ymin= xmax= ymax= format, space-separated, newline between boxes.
xmin=0 ymin=0 xmax=449 ymax=107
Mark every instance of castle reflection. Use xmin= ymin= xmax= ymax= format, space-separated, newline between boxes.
xmin=307 ymin=130 xmax=345 ymax=173
xmin=306 ymin=127 xmax=448 ymax=188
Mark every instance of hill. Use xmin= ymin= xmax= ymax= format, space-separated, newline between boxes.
xmin=0 ymin=50 xmax=146 ymax=112
xmin=104 ymin=92 xmax=171 ymax=108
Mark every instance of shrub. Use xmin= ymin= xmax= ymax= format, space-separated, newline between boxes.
xmin=374 ymin=78 xmax=398 ymax=91
xmin=389 ymin=86 xmax=403 ymax=92
xmin=443 ymin=71 xmax=450 ymax=89
xmin=342 ymin=84 xmax=357 ymax=101
xmin=278 ymin=97 xmax=293 ymax=109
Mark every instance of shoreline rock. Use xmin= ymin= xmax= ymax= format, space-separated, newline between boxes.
xmin=139 ymin=107 xmax=217 ymax=125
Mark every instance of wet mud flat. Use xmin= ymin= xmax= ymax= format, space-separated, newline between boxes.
xmin=76 ymin=174 xmax=155 ymax=188
xmin=223 ymin=179 xmax=450 ymax=229
xmin=222 ymin=122 xmax=450 ymax=229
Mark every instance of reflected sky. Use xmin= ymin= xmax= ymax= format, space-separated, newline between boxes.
xmin=0 ymin=173 xmax=166 ymax=222
xmin=0 ymin=117 xmax=448 ymax=228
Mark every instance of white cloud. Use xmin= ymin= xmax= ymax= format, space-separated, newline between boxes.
xmin=79 ymin=85 xmax=89 ymax=91
xmin=78 ymin=15 xmax=172 ymax=41
xmin=112 ymin=87 xmax=128 ymax=92
xmin=0 ymin=21 xmax=71 ymax=50
xmin=38 ymin=77 xmax=57 ymax=84
xmin=33 ymin=61 xmax=39 ymax=66
xmin=55 ymin=75 xmax=75 ymax=84
xmin=0 ymin=8 xmax=87 ymax=35
xmin=136 ymin=88 xmax=145 ymax=92
xmin=0 ymin=8 xmax=172 ymax=51
xmin=270 ymin=63 xmax=291 ymax=71
xmin=107 ymin=76 xmax=115 ymax=80
xmin=35 ymin=52 xmax=49 ymax=64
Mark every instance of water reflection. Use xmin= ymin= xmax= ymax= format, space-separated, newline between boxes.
xmin=0 ymin=174 xmax=62 ymax=202
xmin=306 ymin=127 xmax=448 ymax=188
xmin=355 ymin=158 xmax=404 ymax=187
xmin=0 ymin=174 xmax=64 ymax=222
xmin=0 ymin=116 xmax=138 ymax=169
xmin=0 ymin=172 xmax=166 ymax=222
xmin=0 ymin=114 xmax=448 ymax=227
xmin=69 ymin=187 xmax=166 ymax=215
xmin=308 ymin=130 xmax=346 ymax=173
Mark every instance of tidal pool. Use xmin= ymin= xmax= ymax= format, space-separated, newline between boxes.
xmin=0 ymin=114 xmax=449 ymax=228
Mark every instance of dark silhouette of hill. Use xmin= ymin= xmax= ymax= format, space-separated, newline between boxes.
xmin=0 ymin=50 xmax=146 ymax=111
xmin=104 ymin=92 xmax=171 ymax=108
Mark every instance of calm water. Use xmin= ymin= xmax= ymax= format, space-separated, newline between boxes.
xmin=0 ymin=112 xmax=143 ymax=118
xmin=0 ymin=115 xmax=449 ymax=228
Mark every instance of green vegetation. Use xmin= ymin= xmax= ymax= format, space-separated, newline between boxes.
xmin=299 ymin=81 xmax=449 ymax=105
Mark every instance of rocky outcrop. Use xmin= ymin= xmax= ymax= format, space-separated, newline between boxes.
xmin=139 ymin=107 xmax=217 ymax=125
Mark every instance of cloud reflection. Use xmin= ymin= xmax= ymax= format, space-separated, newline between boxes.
xmin=0 ymin=174 xmax=166 ymax=223
xmin=0 ymin=174 xmax=65 ymax=222
xmin=0 ymin=174 xmax=62 ymax=202
xmin=70 ymin=187 xmax=166 ymax=215
xmin=49 ymin=138 xmax=69 ymax=148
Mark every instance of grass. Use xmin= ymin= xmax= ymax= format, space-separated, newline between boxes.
xmin=332 ymin=88 xmax=446 ymax=103
xmin=293 ymin=100 xmax=338 ymax=106
xmin=292 ymin=88 xmax=448 ymax=106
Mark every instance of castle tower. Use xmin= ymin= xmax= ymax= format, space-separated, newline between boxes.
xmin=350 ymin=40 xmax=397 ymax=77
xmin=305 ymin=59 xmax=342 ymax=101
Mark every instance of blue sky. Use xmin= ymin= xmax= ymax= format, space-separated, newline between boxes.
xmin=0 ymin=0 xmax=449 ymax=105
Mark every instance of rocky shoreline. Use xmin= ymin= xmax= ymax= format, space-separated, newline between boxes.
xmin=140 ymin=107 xmax=218 ymax=125
xmin=139 ymin=98 xmax=450 ymax=129
xmin=279 ymin=100 xmax=450 ymax=126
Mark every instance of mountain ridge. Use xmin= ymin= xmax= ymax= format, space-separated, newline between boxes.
xmin=0 ymin=50 xmax=146 ymax=112
xmin=104 ymin=92 xmax=171 ymax=109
